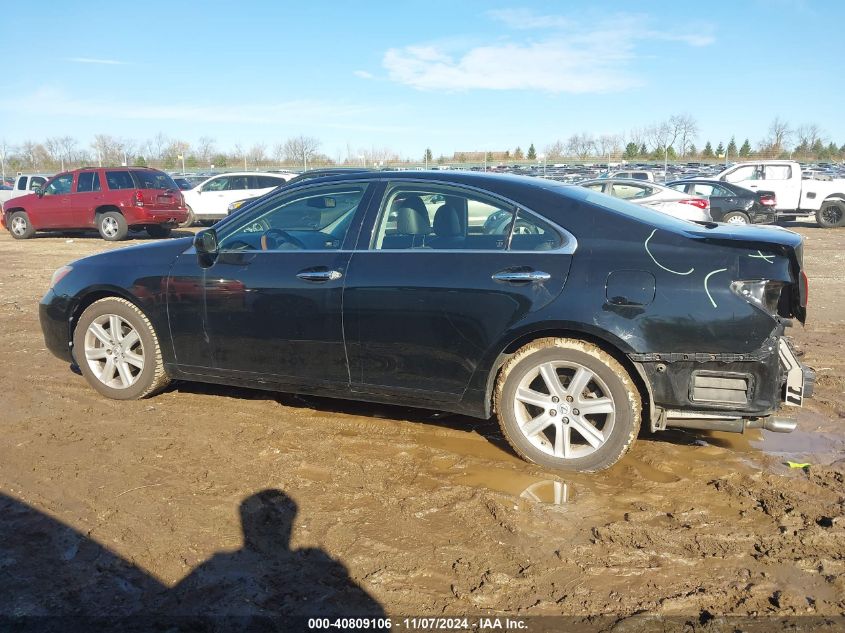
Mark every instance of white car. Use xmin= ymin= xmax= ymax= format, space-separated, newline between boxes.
xmin=579 ymin=178 xmax=711 ymax=222
xmin=181 ymin=172 xmax=296 ymax=225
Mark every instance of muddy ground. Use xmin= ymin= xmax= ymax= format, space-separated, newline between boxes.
xmin=0 ymin=221 xmax=843 ymax=626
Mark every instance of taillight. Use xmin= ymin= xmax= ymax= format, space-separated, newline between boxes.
xmin=731 ymin=279 xmax=786 ymax=315
xmin=801 ymin=270 xmax=809 ymax=306
xmin=134 ymin=190 xmax=144 ymax=207
xmin=760 ymin=194 xmax=777 ymax=207
xmin=679 ymin=197 xmax=709 ymax=210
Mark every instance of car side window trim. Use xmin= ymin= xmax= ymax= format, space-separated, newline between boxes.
xmin=360 ymin=179 xmax=577 ymax=255
xmin=212 ymin=180 xmax=377 ymax=253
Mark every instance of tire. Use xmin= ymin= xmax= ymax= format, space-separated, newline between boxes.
xmin=73 ymin=297 xmax=170 ymax=400
xmin=493 ymin=338 xmax=641 ymax=472
xmin=146 ymin=225 xmax=172 ymax=239
xmin=178 ymin=206 xmax=195 ymax=228
xmin=722 ymin=211 xmax=750 ymax=225
xmin=98 ymin=211 xmax=129 ymax=241
xmin=8 ymin=211 xmax=35 ymax=239
xmin=815 ymin=200 xmax=845 ymax=228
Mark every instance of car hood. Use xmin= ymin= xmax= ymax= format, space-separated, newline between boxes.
xmin=74 ymin=236 xmax=194 ymax=268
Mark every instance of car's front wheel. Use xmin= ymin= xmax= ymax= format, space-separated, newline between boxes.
xmin=73 ymin=297 xmax=170 ymax=400
xmin=8 ymin=211 xmax=35 ymax=239
xmin=494 ymin=338 xmax=641 ymax=472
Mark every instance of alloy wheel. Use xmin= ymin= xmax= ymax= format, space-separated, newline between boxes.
xmin=822 ymin=204 xmax=843 ymax=225
xmin=512 ymin=360 xmax=615 ymax=459
xmin=83 ymin=314 xmax=145 ymax=389
xmin=101 ymin=217 xmax=119 ymax=238
xmin=10 ymin=216 xmax=28 ymax=236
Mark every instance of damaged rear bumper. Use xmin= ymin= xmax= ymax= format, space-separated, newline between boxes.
xmin=631 ymin=328 xmax=815 ymax=435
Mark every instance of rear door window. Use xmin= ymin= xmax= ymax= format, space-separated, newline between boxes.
xmin=77 ymin=172 xmax=101 ymax=193
xmin=610 ymin=183 xmax=653 ymax=200
xmin=764 ymin=165 xmax=792 ymax=180
xmin=691 ymin=183 xmax=715 ymax=196
xmin=105 ymin=171 xmax=136 ymax=190
xmin=227 ymin=175 xmax=250 ymax=190
xmin=255 ymin=175 xmax=285 ymax=188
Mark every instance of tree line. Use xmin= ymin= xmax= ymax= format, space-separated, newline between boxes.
xmin=1 ymin=115 xmax=843 ymax=179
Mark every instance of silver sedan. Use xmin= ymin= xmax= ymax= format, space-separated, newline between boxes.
xmin=578 ymin=178 xmax=712 ymax=222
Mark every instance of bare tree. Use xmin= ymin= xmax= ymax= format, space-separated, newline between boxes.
xmin=58 ymin=136 xmax=79 ymax=166
xmin=283 ymin=135 xmax=321 ymax=169
xmin=762 ymin=117 xmax=792 ymax=155
xmin=196 ymin=136 xmax=216 ymax=163
xmin=566 ymin=133 xmax=596 ymax=160
xmin=247 ymin=143 xmax=267 ymax=165
xmin=544 ymin=140 xmax=566 ymax=161
xmin=670 ymin=114 xmax=698 ymax=156
xmin=795 ymin=123 xmax=824 ymax=149
xmin=597 ymin=134 xmax=622 ymax=159
xmin=149 ymin=132 xmax=170 ymax=161
xmin=44 ymin=137 xmax=64 ymax=168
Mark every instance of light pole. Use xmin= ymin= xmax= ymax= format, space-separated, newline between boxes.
xmin=664 ymin=146 xmax=668 ymax=182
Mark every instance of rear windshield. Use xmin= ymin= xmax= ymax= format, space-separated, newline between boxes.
xmin=134 ymin=170 xmax=179 ymax=190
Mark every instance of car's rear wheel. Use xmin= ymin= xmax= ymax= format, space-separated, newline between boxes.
xmin=146 ymin=225 xmax=172 ymax=239
xmin=722 ymin=211 xmax=750 ymax=225
xmin=73 ymin=297 xmax=170 ymax=400
xmin=178 ymin=206 xmax=195 ymax=228
xmin=816 ymin=200 xmax=845 ymax=228
xmin=98 ymin=212 xmax=129 ymax=241
xmin=8 ymin=211 xmax=35 ymax=239
xmin=494 ymin=338 xmax=640 ymax=472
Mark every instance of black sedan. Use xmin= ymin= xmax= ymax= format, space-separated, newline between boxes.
xmin=666 ymin=179 xmax=777 ymax=225
xmin=39 ymin=171 xmax=812 ymax=472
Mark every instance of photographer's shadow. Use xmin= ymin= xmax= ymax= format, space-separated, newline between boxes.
xmin=0 ymin=489 xmax=384 ymax=625
xmin=166 ymin=489 xmax=383 ymax=617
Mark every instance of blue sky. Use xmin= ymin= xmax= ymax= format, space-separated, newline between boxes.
xmin=2 ymin=0 xmax=843 ymax=159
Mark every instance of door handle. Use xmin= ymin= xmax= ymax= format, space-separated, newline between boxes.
xmin=492 ymin=270 xmax=551 ymax=283
xmin=297 ymin=269 xmax=343 ymax=282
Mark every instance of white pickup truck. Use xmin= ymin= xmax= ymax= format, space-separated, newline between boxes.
xmin=0 ymin=174 xmax=51 ymax=207
xmin=713 ymin=160 xmax=845 ymax=227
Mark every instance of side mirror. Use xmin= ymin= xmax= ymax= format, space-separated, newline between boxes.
xmin=194 ymin=229 xmax=219 ymax=267
xmin=35 ymin=188 xmax=44 ymax=198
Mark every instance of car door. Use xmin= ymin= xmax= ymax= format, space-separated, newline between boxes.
xmin=762 ymin=164 xmax=801 ymax=211
xmin=343 ymin=181 xmax=572 ymax=402
xmin=30 ymin=173 xmax=74 ymax=228
xmin=689 ymin=182 xmax=725 ymax=217
xmin=169 ymin=180 xmax=376 ymax=391
xmin=72 ymin=170 xmax=103 ymax=226
xmin=191 ymin=175 xmax=231 ymax=217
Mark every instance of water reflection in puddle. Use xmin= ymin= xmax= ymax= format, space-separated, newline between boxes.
xmin=442 ymin=465 xmax=577 ymax=507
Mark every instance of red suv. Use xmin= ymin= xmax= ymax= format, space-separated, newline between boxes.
xmin=2 ymin=167 xmax=188 ymax=241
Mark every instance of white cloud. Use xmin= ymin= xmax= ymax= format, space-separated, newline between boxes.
xmin=354 ymin=70 xmax=374 ymax=79
xmin=383 ymin=10 xmax=714 ymax=93
xmin=486 ymin=8 xmax=572 ymax=29
xmin=65 ymin=57 xmax=125 ymax=65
